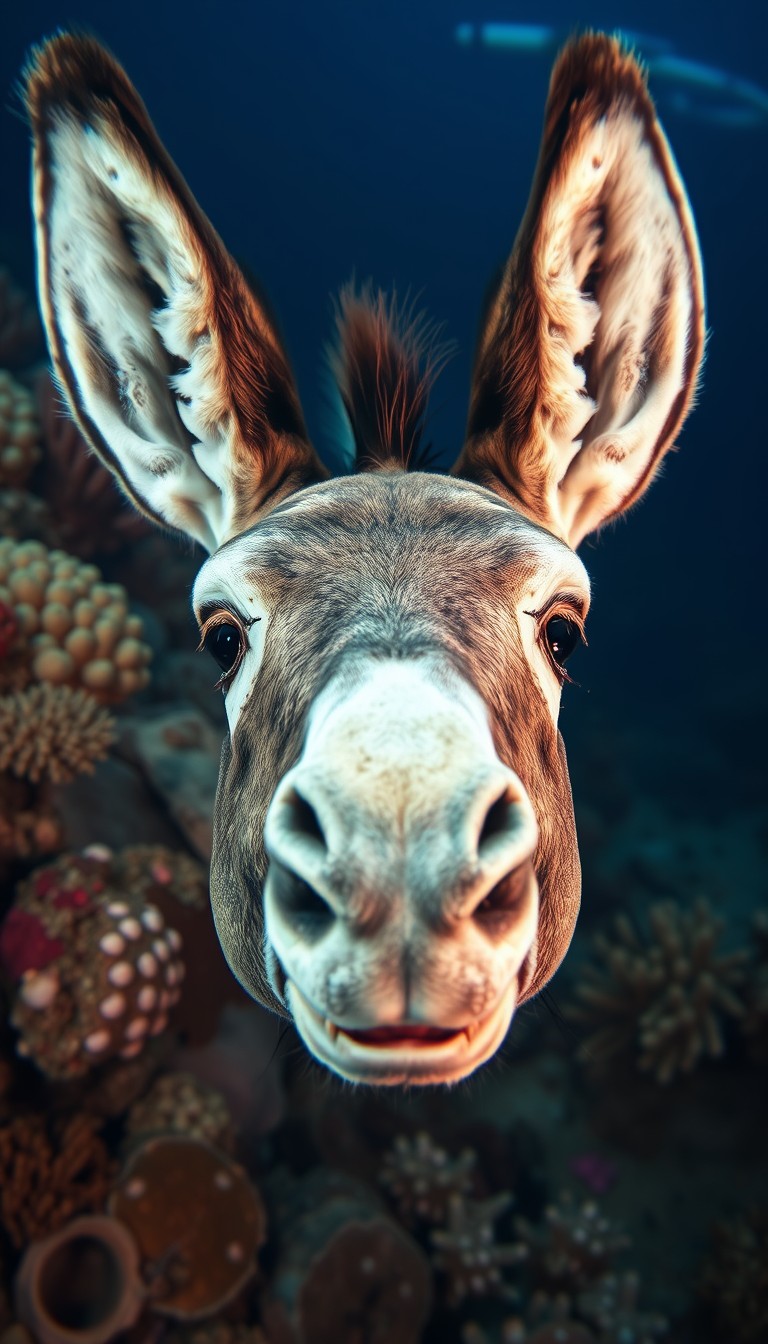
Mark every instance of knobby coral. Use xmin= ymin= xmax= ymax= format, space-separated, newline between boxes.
xmin=126 ymin=1071 xmax=235 ymax=1152
xmin=0 ymin=537 xmax=151 ymax=701
xmin=569 ymin=901 xmax=747 ymax=1084
xmin=0 ymin=684 xmax=116 ymax=783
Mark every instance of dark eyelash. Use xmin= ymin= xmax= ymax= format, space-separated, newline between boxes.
xmin=523 ymin=597 xmax=588 ymax=687
xmin=522 ymin=591 xmax=587 ymax=622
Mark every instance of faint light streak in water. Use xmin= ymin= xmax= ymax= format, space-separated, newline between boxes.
xmin=454 ymin=23 xmax=768 ymax=129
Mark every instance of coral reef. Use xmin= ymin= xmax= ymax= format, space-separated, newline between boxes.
xmin=515 ymin=1191 xmax=629 ymax=1296
xmin=14 ymin=1214 xmax=144 ymax=1344
xmin=263 ymin=1169 xmax=432 ymax=1344
xmin=109 ymin=1135 xmax=266 ymax=1320
xmin=695 ymin=1207 xmax=768 ymax=1344
xmin=0 ymin=775 xmax=63 ymax=862
xmin=0 ymin=1111 xmax=113 ymax=1251
xmin=0 ymin=271 xmax=42 ymax=368
xmin=1 ymin=848 xmax=185 ymax=1078
xmin=577 ymin=1271 xmax=668 ymax=1343
xmin=33 ymin=373 xmax=150 ymax=560
xmin=0 ymin=488 xmax=50 ymax=542
xmin=0 ymin=538 xmax=151 ymax=702
xmin=0 ymin=684 xmax=116 ymax=784
xmin=0 ymin=373 xmax=40 ymax=489
xmin=431 ymin=1192 xmax=526 ymax=1306
xmin=380 ymin=1131 xmax=476 ymax=1227
xmin=126 ymin=1071 xmax=235 ymax=1152
xmin=568 ymin=900 xmax=747 ymax=1084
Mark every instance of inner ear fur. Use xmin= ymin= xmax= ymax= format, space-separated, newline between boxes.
xmin=26 ymin=33 xmax=326 ymax=552
xmin=454 ymin=33 xmax=705 ymax=549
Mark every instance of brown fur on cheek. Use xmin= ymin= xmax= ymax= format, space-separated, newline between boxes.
xmin=466 ymin=620 xmax=581 ymax=1003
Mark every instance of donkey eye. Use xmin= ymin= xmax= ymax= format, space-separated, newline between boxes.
xmin=203 ymin=622 xmax=243 ymax=675
xmin=544 ymin=615 xmax=583 ymax=668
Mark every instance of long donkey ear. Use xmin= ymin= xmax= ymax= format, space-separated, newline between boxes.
xmin=26 ymin=34 xmax=327 ymax=553
xmin=454 ymin=33 xmax=705 ymax=549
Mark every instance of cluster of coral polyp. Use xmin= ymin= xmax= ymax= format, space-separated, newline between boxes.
xmin=0 ymin=847 xmax=185 ymax=1078
xmin=0 ymin=537 xmax=151 ymax=702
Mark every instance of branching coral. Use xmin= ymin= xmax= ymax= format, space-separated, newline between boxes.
xmin=0 ymin=373 xmax=40 ymax=489
xmin=569 ymin=900 xmax=747 ymax=1084
xmin=0 ymin=684 xmax=116 ymax=784
xmin=577 ymin=1271 xmax=668 ymax=1343
xmin=515 ymin=1191 xmax=629 ymax=1297
xmin=431 ymin=1192 xmax=526 ymax=1306
xmin=380 ymin=1131 xmax=477 ymax=1227
xmin=696 ymin=1208 xmax=768 ymax=1344
xmin=0 ymin=1111 xmax=114 ymax=1250
xmin=462 ymin=1298 xmax=596 ymax=1344
xmin=462 ymin=1204 xmax=665 ymax=1344
xmin=0 ymin=537 xmax=151 ymax=702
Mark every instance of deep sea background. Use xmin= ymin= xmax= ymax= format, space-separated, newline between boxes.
xmin=0 ymin=1 xmax=766 ymax=1340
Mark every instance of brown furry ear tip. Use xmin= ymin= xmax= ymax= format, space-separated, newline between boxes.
xmin=24 ymin=31 xmax=133 ymax=123
xmin=548 ymin=30 xmax=652 ymax=120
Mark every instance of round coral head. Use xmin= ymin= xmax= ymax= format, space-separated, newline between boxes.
xmin=108 ymin=1136 xmax=266 ymax=1319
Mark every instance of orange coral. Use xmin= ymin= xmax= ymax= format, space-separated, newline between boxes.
xmin=0 ymin=537 xmax=151 ymax=702
xmin=0 ymin=1111 xmax=114 ymax=1250
xmin=0 ymin=684 xmax=116 ymax=784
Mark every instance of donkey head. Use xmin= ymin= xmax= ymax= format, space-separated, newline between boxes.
xmin=26 ymin=33 xmax=704 ymax=1084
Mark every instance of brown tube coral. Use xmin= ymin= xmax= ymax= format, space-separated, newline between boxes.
xmin=14 ymin=1214 xmax=144 ymax=1344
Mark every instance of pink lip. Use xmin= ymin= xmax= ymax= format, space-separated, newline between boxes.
xmin=340 ymin=1024 xmax=463 ymax=1047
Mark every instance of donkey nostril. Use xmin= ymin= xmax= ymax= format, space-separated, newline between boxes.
xmin=473 ymin=862 xmax=532 ymax=930
xmin=478 ymin=792 xmax=512 ymax=849
xmin=271 ymin=862 xmax=334 ymax=938
xmin=291 ymin=792 xmax=326 ymax=849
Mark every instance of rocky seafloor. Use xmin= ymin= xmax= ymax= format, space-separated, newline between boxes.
xmin=0 ymin=262 xmax=766 ymax=1344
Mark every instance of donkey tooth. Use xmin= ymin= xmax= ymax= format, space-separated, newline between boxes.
xmin=325 ymin=1019 xmax=339 ymax=1043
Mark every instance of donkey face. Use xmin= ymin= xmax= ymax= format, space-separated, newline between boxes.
xmin=26 ymin=33 xmax=704 ymax=1084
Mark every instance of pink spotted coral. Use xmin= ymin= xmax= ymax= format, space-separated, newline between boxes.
xmin=1 ymin=847 xmax=186 ymax=1079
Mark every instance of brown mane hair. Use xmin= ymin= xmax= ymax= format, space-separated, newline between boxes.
xmin=330 ymin=285 xmax=451 ymax=471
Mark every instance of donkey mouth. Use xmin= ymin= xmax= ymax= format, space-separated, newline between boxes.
xmin=341 ymin=1024 xmax=461 ymax=1047
xmin=286 ymin=980 xmax=517 ymax=1085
